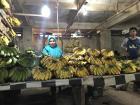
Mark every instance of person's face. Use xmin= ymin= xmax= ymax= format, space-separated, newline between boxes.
xmin=49 ymin=38 xmax=56 ymax=47
xmin=130 ymin=29 xmax=137 ymax=37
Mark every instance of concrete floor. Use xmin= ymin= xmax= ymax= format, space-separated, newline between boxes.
xmin=87 ymin=88 xmax=140 ymax=105
xmin=1 ymin=87 xmax=140 ymax=105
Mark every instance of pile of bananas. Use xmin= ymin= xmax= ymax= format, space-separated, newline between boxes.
xmin=32 ymin=67 xmax=52 ymax=80
xmin=0 ymin=68 xmax=8 ymax=83
xmin=0 ymin=45 xmax=19 ymax=57
xmin=0 ymin=35 xmax=10 ymax=45
xmin=121 ymin=60 xmax=137 ymax=73
xmin=9 ymin=67 xmax=31 ymax=82
xmin=7 ymin=16 xmax=22 ymax=27
xmin=75 ymin=67 xmax=89 ymax=78
xmin=90 ymin=65 xmax=105 ymax=76
xmin=0 ymin=0 xmax=10 ymax=9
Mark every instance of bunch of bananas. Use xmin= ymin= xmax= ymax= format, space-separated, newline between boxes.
xmin=55 ymin=67 xmax=74 ymax=79
xmin=73 ymin=47 xmax=86 ymax=56
xmin=7 ymin=16 xmax=22 ymax=27
xmin=0 ymin=68 xmax=8 ymax=83
xmin=0 ymin=0 xmax=10 ymax=9
xmin=0 ymin=45 xmax=19 ymax=57
xmin=121 ymin=60 xmax=137 ymax=73
xmin=92 ymin=49 xmax=101 ymax=57
xmin=86 ymin=48 xmax=93 ymax=56
xmin=9 ymin=67 xmax=31 ymax=82
xmin=75 ymin=67 xmax=89 ymax=77
xmin=8 ymin=29 xmax=16 ymax=37
xmin=89 ymin=57 xmax=103 ymax=65
xmin=105 ymin=63 xmax=122 ymax=75
xmin=133 ymin=60 xmax=140 ymax=71
xmin=0 ymin=57 xmax=17 ymax=67
xmin=0 ymin=35 xmax=10 ymax=45
xmin=101 ymin=49 xmax=114 ymax=58
xmin=101 ymin=58 xmax=117 ymax=65
xmin=32 ymin=67 xmax=52 ymax=80
xmin=90 ymin=65 xmax=105 ymax=76
xmin=41 ymin=56 xmax=66 ymax=71
xmin=25 ymin=49 xmax=36 ymax=57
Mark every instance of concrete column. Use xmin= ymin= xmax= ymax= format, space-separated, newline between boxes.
xmin=19 ymin=26 xmax=32 ymax=52
xmin=100 ymin=29 xmax=111 ymax=50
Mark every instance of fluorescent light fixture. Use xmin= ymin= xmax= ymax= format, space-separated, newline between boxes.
xmin=17 ymin=33 xmax=21 ymax=36
xmin=45 ymin=35 xmax=48 ymax=37
xmin=71 ymin=33 xmax=84 ymax=38
xmin=40 ymin=34 xmax=44 ymax=37
xmin=41 ymin=5 xmax=51 ymax=18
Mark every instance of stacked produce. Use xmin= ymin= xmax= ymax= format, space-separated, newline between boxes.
xmin=64 ymin=39 xmax=81 ymax=53
xmin=9 ymin=67 xmax=31 ymax=82
xmin=0 ymin=45 xmax=36 ymax=83
xmin=32 ymin=67 xmax=52 ymax=81
xmin=1 ymin=46 xmax=140 ymax=82
xmin=121 ymin=60 xmax=137 ymax=73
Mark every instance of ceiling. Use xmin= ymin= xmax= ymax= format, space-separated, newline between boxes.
xmin=10 ymin=0 xmax=140 ymax=34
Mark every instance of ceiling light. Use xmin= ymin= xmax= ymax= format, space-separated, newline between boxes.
xmin=41 ymin=5 xmax=51 ymax=18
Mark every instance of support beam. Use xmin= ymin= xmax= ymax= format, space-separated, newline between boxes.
xmin=65 ymin=0 xmax=86 ymax=33
xmin=32 ymin=22 xmax=99 ymax=29
xmin=11 ymin=0 xmax=30 ymax=25
xmin=13 ymin=13 xmax=49 ymax=17
xmin=96 ymin=0 xmax=140 ymax=29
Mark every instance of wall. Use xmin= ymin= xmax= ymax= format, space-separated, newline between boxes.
xmin=16 ymin=26 xmax=32 ymax=52
xmin=63 ymin=36 xmax=99 ymax=51
xmin=111 ymin=36 xmax=126 ymax=54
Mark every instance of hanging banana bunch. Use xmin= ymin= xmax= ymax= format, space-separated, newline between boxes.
xmin=0 ymin=0 xmax=10 ymax=9
xmin=7 ymin=29 xmax=16 ymax=37
xmin=7 ymin=16 xmax=22 ymax=27
xmin=0 ymin=35 xmax=10 ymax=45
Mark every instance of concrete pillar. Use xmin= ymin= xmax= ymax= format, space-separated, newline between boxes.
xmin=100 ymin=29 xmax=111 ymax=50
xmin=19 ymin=26 xmax=32 ymax=52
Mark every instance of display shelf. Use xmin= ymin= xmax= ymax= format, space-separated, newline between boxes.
xmin=0 ymin=72 xmax=140 ymax=91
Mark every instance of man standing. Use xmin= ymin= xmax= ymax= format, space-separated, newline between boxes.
xmin=121 ymin=27 xmax=140 ymax=59
xmin=121 ymin=27 xmax=140 ymax=91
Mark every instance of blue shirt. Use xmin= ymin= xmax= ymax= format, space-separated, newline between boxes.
xmin=121 ymin=37 xmax=140 ymax=59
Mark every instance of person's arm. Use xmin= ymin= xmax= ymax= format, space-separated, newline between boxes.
xmin=121 ymin=38 xmax=128 ymax=51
